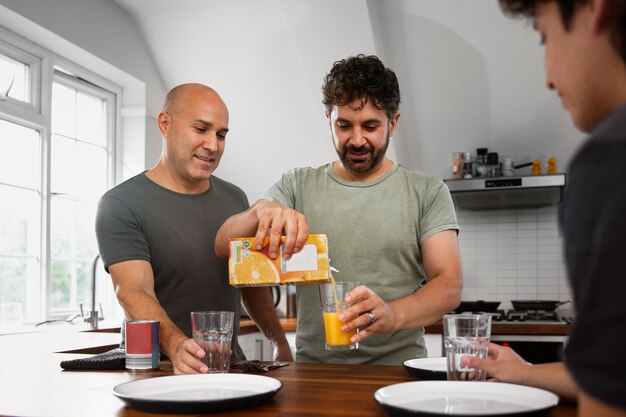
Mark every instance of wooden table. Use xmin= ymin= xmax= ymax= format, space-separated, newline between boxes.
xmin=0 ymin=327 xmax=577 ymax=417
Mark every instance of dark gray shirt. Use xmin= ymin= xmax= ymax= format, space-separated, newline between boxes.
xmin=95 ymin=173 xmax=248 ymax=359
xmin=561 ymin=104 xmax=626 ymax=410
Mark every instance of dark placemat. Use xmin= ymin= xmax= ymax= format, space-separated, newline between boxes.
xmin=60 ymin=347 xmax=125 ymax=370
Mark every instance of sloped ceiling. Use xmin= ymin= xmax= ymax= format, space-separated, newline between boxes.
xmin=109 ymin=0 xmax=579 ymax=197
xmin=111 ymin=0 xmax=383 ymax=199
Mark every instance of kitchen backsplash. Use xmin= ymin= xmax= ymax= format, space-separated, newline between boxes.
xmin=456 ymin=206 xmax=572 ymax=309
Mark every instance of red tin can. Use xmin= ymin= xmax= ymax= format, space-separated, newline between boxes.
xmin=125 ymin=320 xmax=160 ymax=370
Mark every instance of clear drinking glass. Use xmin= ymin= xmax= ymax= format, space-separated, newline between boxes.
xmin=319 ymin=282 xmax=358 ymax=351
xmin=443 ymin=314 xmax=492 ymax=381
xmin=191 ymin=311 xmax=234 ymax=373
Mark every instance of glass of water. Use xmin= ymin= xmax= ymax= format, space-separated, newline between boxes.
xmin=443 ymin=314 xmax=492 ymax=381
xmin=191 ymin=311 xmax=234 ymax=373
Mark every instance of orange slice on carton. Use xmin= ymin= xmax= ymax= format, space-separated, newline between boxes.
xmin=231 ymin=251 xmax=280 ymax=284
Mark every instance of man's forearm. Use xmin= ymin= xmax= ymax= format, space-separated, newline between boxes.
xmin=389 ymin=275 xmax=462 ymax=330
xmin=118 ymin=289 xmax=187 ymax=359
xmin=215 ymin=204 xmax=263 ymax=258
xmin=241 ymin=287 xmax=292 ymax=360
xmin=521 ymin=362 xmax=578 ymax=401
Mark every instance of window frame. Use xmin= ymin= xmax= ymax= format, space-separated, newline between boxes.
xmin=0 ymin=36 xmax=41 ymax=114
xmin=0 ymin=25 xmax=121 ymax=324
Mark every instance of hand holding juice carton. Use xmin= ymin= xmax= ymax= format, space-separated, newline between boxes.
xmin=228 ymin=234 xmax=330 ymax=286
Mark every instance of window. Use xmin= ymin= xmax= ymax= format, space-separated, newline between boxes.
xmin=50 ymin=74 xmax=114 ymax=314
xmin=0 ymin=120 xmax=40 ymax=324
xmin=0 ymin=30 xmax=118 ymax=329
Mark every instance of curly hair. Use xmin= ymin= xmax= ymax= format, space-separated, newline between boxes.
xmin=322 ymin=54 xmax=400 ymax=120
xmin=498 ymin=0 xmax=626 ymax=62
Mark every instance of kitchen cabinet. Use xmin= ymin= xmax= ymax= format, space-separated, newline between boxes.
xmin=286 ymin=331 xmax=296 ymax=357
xmin=424 ymin=333 xmax=443 ymax=357
xmin=238 ymin=331 xmax=272 ymax=360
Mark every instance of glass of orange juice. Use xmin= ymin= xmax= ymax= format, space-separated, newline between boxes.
xmin=319 ymin=281 xmax=358 ymax=351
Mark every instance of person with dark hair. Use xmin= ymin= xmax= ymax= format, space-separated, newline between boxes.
xmin=216 ymin=55 xmax=462 ymax=364
xmin=464 ymin=1 xmax=626 ymax=415
xmin=96 ymin=83 xmax=292 ymax=374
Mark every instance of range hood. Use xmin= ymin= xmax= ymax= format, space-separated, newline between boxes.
xmin=444 ymin=174 xmax=566 ymax=210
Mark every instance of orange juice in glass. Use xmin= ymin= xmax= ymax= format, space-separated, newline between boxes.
xmin=319 ymin=281 xmax=358 ymax=351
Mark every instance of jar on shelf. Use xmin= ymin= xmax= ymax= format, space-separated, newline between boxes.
xmin=502 ymin=158 xmax=514 ymax=176
xmin=462 ymin=151 xmax=474 ymax=179
xmin=531 ymin=159 xmax=542 ymax=175
xmin=451 ymin=151 xmax=463 ymax=179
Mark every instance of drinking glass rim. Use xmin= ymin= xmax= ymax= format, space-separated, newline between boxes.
xmin=191 ymin=311 xmax=234 ymax=316
xmin=443 ymin=313 xmax=492 ymax=319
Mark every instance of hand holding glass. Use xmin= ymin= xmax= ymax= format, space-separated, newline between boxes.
xmin=319 ymin=281 xmax=358 ymax=351
xmin=443 ymin=314 xmax=492 ymax=381
xmin=191 ymin=311 xmax=234 ymax=373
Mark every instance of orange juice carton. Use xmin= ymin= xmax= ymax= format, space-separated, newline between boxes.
xmin=228 ymin=234 xmax=330 ymax=286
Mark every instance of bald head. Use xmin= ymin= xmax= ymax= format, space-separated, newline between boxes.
xmin=162 ymin=83 xmax=225 ymax=116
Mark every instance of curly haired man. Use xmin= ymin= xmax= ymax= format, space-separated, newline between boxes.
xmin=216 ymin=55 xmax=462 ymax=365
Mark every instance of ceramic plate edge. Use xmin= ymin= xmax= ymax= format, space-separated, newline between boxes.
xmin=374 ymin=381 xmax=559 ymax=416
xmin=112 ymin=373 xmax=282 ymax=402
xmin=403 ymin=357 xmax=447 ymax=371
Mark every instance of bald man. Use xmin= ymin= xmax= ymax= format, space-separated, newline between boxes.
xmin=96 ymin=83 xmax=292 ymax=374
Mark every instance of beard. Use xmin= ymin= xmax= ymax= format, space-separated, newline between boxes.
xmin=336 ymin=133 xmax=390 ymax=174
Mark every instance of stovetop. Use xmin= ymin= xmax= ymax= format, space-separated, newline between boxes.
xmin=455 ymin=309 xmax=574 ymax=324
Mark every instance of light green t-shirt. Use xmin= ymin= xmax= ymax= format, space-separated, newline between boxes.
xmin=264 ymin=162 xmax=459 ymax=365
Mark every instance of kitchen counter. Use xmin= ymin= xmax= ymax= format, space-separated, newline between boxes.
xmin=27 ymin=316 xmax=566 ymax=339
xmin=425 ymin=321 xmax=571 ymax=336
xmin=240 ymin=317 xmax=297 ymax=334
xmin=0 ymin=328 xmax=576 ymax=417
xmin=240 ymin=317 xmax=571 ymax=336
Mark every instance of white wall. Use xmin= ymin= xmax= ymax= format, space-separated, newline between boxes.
xmin=368 ymin=0 xmax=585 ymax=180
xmin=116 ymin=0 xmax=395 ymax=202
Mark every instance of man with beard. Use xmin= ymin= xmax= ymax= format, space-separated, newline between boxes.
xmin=215 ymin=55 xmax=462 ymax=364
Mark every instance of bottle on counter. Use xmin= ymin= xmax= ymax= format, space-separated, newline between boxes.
xmin=547 ymin=157 xmax=557 ymax=174
xmin=476 ymin=148 xmax=488 ymax=164
xmin=451 ymin=151 xmax=463 ymax=179
xmin=486 ymin=152 xmax=501 ymax=177
xmin=531 ymin=159 xmax=542 ymax=175
xmin=463 ymin=151 xmax=474 ymax=179
xmin=475 ymin=148 xmax=488 ymax=177
xmin=502 ymin=158 xmax=515 ymax=176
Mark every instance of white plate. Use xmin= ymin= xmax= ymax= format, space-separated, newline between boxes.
xmin=403 ymin=357 xmax=447 ymax=380
xmin=374 ymin=381 xmax=559 ymax=416
xmin=113 ymin=373 xmax=282 ymax=414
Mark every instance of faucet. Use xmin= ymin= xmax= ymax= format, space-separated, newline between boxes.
xmin=80 ymin=254 xmax=104 ymax=329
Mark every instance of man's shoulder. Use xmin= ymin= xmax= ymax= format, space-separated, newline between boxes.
xmin=210 ymin=175 xmax=247 ymax=196
xmin=277 ymin=165 xmax=330 ymax=183
xmin=102 ymin=172 xmax=149 ymax=200
xmin=394 ymin=164 xmax=446 ymax=186
xmin=287 ymin=165 xmax=328 ymax=176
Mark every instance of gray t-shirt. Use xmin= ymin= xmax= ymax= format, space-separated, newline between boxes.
xmin=95 ymin=173 xmax=248 ymax=359
xmin=264 ymin=162 xmax=458 ymax=365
